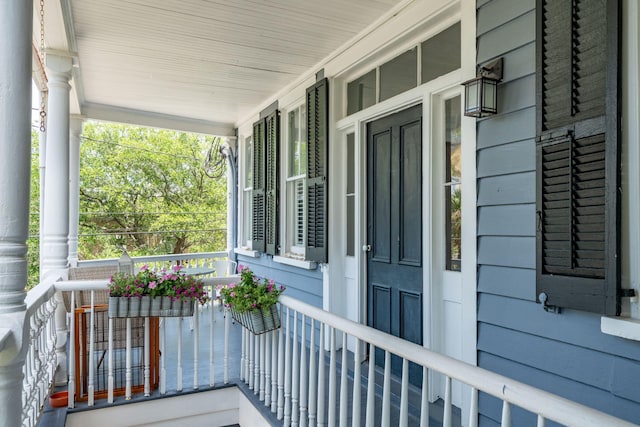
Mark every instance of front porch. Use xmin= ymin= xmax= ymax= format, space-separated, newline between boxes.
xmin=16 ymin=254 xmax=634 ymax=427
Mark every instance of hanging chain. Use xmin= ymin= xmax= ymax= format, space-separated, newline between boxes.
xmin=39 ymin=0 xmax=47 ymax=132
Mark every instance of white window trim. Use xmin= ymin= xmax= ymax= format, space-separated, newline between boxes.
xmin=601 ymin=0 xmax=640 ymax=339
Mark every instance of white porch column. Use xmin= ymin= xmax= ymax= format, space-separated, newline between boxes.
xmin=0 ymin=0 xmax=33 ymax=426
xmin=41 ymin=52 xmax=73 ymax=273
xmin=42 ymin=52 xmax=73 ymax=384
xmin=68 ymin=117 xmax=83 ymax=267
xmin=225 ymin=136 xmax=237 ymax=252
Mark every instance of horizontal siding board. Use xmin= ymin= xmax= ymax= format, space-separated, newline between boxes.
xmin=478 ymin=323 xmax=614 ymax=390
xmin=478 ymin=352 xmax=640 ymax=425
xmin=500 ymin=42 xmax=535 ymax=82
xmin=611 ymin=358 xmax=640 ymax=402
xmin=477 ymin=139 xmax=535 ymax=178
xmin=477 ymin=0 xmax=535 ymax=36
xmin=477 ymin=293 xmax=640 ymax=360
xmin=478 ymin=265 xmax=536 ymax=300
xmin=477 ymin=107 xmax=535 ymax=149
xmin=477 ymin=10 xmax=535 ymax=63
xmin=477 ymin=204 xmax=535 ymax=236
xmin=478 ymin=236 xmax=535 ymax=268
xmin=497 ymin=74 xmax=536 ymax=114
xmin=477 ymin=172 xmax=535 ymax=206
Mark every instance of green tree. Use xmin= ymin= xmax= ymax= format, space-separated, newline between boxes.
xmin=79 ymin=122 xmax=227 ymax=258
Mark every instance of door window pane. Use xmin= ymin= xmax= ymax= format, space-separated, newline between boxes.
xmin=380 ymin=48 xmax=417 ymax=102
xmin=347 ymin=70 xmax=377 ymax=115
xmin=444 ymin=96 xmax=462 ymax=271
xmin=346 ymin=133 xmax=356 ymax=256
xmin=422 ymin=22 xmax=461 ymax=84
xmin=288 ymin=106 xmax=307 ymax=177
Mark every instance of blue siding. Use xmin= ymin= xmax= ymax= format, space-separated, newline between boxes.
xmin=476 ymin=0 xmax=640 ymax=425
xmin=236 ymin=254 xmax=322 ymax=309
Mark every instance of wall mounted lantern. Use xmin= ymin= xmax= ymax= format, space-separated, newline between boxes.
xmin=462 ymin=58 xmax=503 ymax=118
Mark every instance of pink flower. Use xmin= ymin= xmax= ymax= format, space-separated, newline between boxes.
xmin=172 ymin=264 xmax=182 ymax=272
xmin=141 ymin=264 xmax=149 ymax=271
xmin=230 ymin=291 xmax=236 ymax=298
xmin=149 ymin=281 xmax=157 ymax=289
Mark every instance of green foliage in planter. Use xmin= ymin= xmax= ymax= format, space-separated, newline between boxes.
xmin=218 ymin=265 xmax=284 ymax=313
xmin=108 ymin=264 xmax=209 ymax=304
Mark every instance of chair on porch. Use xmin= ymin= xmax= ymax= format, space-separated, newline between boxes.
xmin=213 ymin=259 xmax=237 ymax=307
xmin=63 ymin=263 xmax=160 ymax=401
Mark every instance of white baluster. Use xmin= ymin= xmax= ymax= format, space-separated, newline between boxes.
xmin=68 ymin=292 xmax=76 ymax=408
xmin=277 ymin=304 xmax=285 ymax=420
xmin=351 ymin=338 xmax=361 ymax=427
xmin=443 ymin=376 xmax=452 ymax=427
xmin=254 ymin=333 xmax=259 ymax=395
xmin=420 ymin=367 xmax=429 ymax=427
xmin=210 ymin=298 xmax=215 ymax=387
xmin=365 ymin=345 xmax=376 ymax=426
xmin=537 ymin=414 xmax=546 ymax=427
xmin=328 ymin=327 xmax=336 ymax=427
xmin=308 ymin=319 xmax=317 ymax=427
xmin=108 ymin=317 xmax=114 ymax=403
xmin=271 ymin=329 xmax=278 ymax=412
xmin=240 ymin=323 xmax=246 ymax=382
xmin=399 ymin=358 xmax=409 ymax=427
xmin=317 ymin=323 xmax=326 ymax=427
xmin=245 ymin=328 xmax=250 ymax=384
xmin=381 ymin=350 xmax=391 ymax=427
xmin=88 ymin=293 xmax=96 ymax=406
xmin=284 ymin=307 xmax=292 ymax=426
xmin=193 ymin=307 xmax=199 ymax=390
xmin=469 ymin=387 xmax=478 ymax=427
xmin=249 ymin=328 xmax=255 ymax=390
xmin=125 ymin=318 xmax=132 ymax=400
xmin=260 ymin=333 xmax=266 ymax=401
xmin=160 ymin=318 xmax=166 ymax=394
xmin=501 ymin=401 xmax=511 ymax=427
xmin=299 ymin=314 xmax=308 ymax=427
xmin=144 ymin=317 xmax=150 ymax=396
xmin=265 ymin=331 xmax=272 ymax=406
xmin=292 ymin=311 xmax=300 ymax=427
xmin=223 ymin=310 xmax=229 ymax=384
xmin=177 ymin=317 xmax=183 ymax=392
xmin=338 ymin=332 xmax=348 ymax=427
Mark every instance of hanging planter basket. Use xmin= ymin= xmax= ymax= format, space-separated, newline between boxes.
xmin=232 ymin=304 xmax=281 ymax=335
xmin=109 ymin=297 xmax=194 ymax=318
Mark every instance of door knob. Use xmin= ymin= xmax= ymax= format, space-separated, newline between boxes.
xmin=362 ymin=244 xmax=372 ymax=252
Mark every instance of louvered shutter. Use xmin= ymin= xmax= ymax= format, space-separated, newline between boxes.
xmin=536 ymin=0 xmax=621 ymax=315
xmin=265 ymin=110 xmax=280 ymax=255
xmin=306 ymin=78 xmax=329 ymax=263
xmin=252 ymin=119 xmax=266 ymax=252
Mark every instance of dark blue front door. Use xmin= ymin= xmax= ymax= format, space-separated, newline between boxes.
xmin=367 ymin=104 xmax=423 ymax=383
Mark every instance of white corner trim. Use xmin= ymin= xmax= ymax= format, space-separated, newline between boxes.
xmin=601 ymin=316 xmax=640 ymax=341
xmin=234 ymin=247 xmax=260 ymax=258
xmin=273 ymin=255 xmax=317 ymax=270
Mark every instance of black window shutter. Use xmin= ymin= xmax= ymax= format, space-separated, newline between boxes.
xmin=265 ymin=110 xmax=280 ymax=255
xmin=306 ymin=78 xmax=329 ymax=263
xmin=536 ymin=0 xmax=621 ymax=315
xmin=252 ymin=119 xmax=266 ymax=253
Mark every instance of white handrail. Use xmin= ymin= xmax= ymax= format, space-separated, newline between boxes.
xmin=278 ymin=295 xmax=637 ymax=427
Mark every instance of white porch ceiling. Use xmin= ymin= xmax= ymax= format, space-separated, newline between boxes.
xmin=39 ymin=0 xmax=402 ymax=135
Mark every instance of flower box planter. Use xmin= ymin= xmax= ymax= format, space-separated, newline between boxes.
xmin=108 ymin=296 xmax=194 ymax=318
xmin=232 ymin=304 xmax=281 ymax=335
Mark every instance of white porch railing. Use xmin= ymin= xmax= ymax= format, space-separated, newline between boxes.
xmin=77 ymin=251 xmax=228 ymax=273
xmin=20 ymin=256 xmax=638 ymax=427
xmin=239 ymin=295 xmax=637 ymax=427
